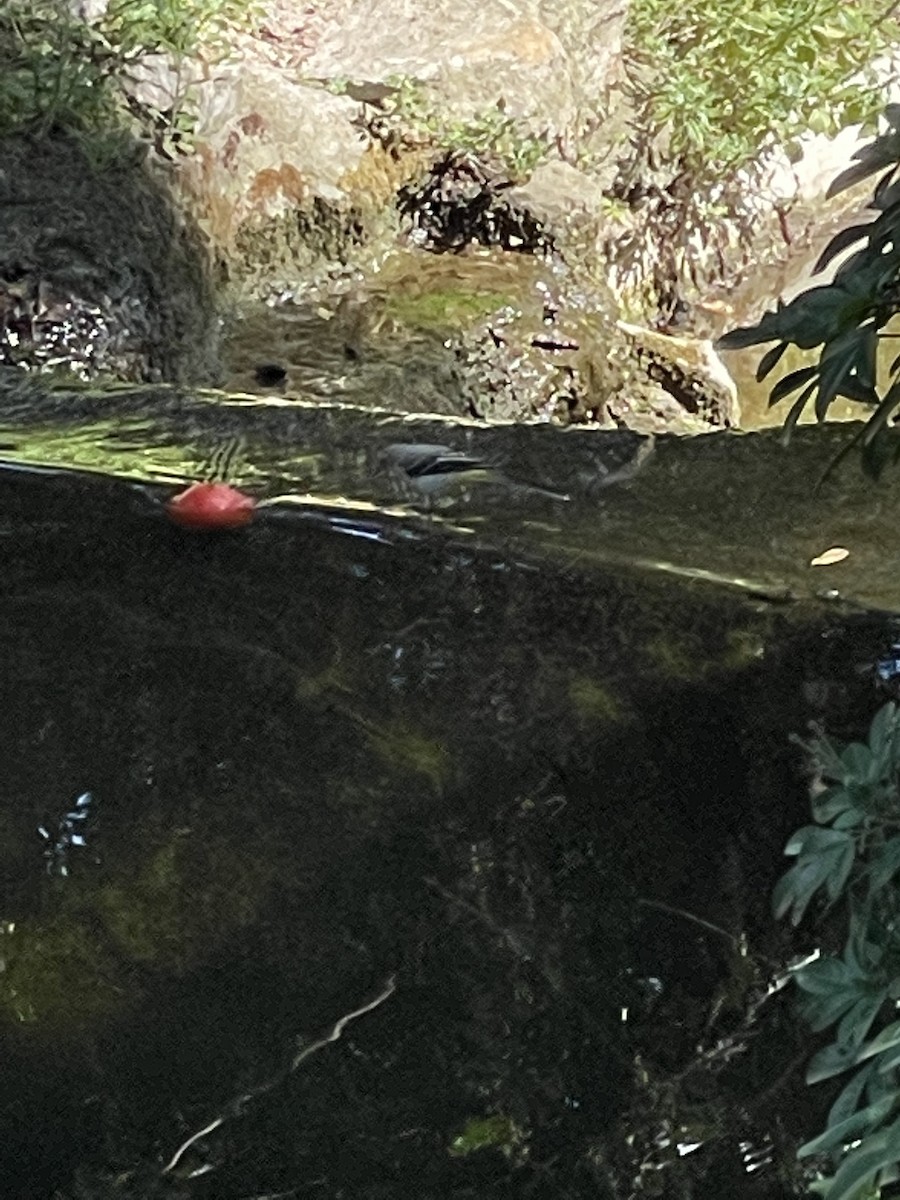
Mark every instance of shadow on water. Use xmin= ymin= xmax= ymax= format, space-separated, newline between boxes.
xmin=1 ymin=393 xmax=900 ymax=1198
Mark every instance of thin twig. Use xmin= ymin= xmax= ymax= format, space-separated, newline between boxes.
xmin=291 ymin=974 xmax=397 ymax=1071
xmin=637 ymin=897 xmax=741 ymax=946
xmin=162 ymin=975 xmax=396 ymax=1177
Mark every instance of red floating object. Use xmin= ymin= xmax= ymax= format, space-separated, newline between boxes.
xmin=165 ymin=481 xmax=256 ymax=531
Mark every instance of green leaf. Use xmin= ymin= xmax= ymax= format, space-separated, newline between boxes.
xmin=831 ymin=245 xmax=876 ymax=286
xmin=756 ymin=341 xmax=789 ymax=381
xmin=838 ymin=993 xmax=888 ymax=1049
xmin=833 ymin=807 xmax=867 ymax=831
xmin=872 ymin=174 xmax=900 ymax=211
xmin=778 ymin=380 xmax=817 ymax=440
xmin=854 ymin=1020 xmax=900 ymax=1066
xmin=810 ymin=733 xmax=855 ymax=783
xmin=795 ymin=955 xmax=856 ymax=996
xmin=772 ymin=864 xmax=813 ymax=923
xmin=816 ymin=329 xmax=877 ymax=420
xmin=813 ymin=786 xmax=856 ymax=821
xmin=784 ymin=827 xmax=853 ymax=856
xmin=825 ymin=1121 xmax=900 ymax=1200
xmin=806 ymin=1179 xmax=834 ymax=1197
xmin=718 ymin=282 xmax=862 ymax=351
xmin=827 ymin=131 xmax=900 ymax=198
xmin=855 ymin=325 xmax=879 ymax=393
xmin=794 ymin=952 xmax=885 ymax=1036
xmin=769 ymin=365 xmax=819 ymax=406
xmin=875 ymin=1043 xmax=900 ymax=1074
xmin=841 ymin=742 xmax=874 ymax=779
xmin=813 ymin=223 xmax=874 ymax=274
xmin=845 ymin=914 xmax=882 ymax=977
xmin=802 ymin=987 xmax=870 ymax=1035
xmin=869 ymin=704 xmax=900 ymax=756
xmin=827 ymin=837 xmax=857 ymax=902
xmin=834 ymin=374 xmax=879 ymax=406
xmin=716 ymin=323 xmax=778 ymax=352
xmin=798 ymin=1095 xmax=895 ymax=1158
xmin=862 ymin=203 xmax=900 ymax=257
xmin=862 ymin=378 xmax=900 ymax=448
xmin=775 ymin=827 xmax=856 ymax=923
xmin=796 ymin=284 xmax=873 ymax=347
xmin=868 ymin=836 xmax=900 ymax=894
xmin=828 ymin=1061 xmax=879 ymax=1129
xmin=808 ymin=1039 xmax=863 ymax=1083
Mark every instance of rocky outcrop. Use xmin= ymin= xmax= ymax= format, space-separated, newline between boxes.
xmin=0 ymin=135 xmax=219 ymax=384
xmin=16 ymin=0 xmax=887 ymax=433
xmin=140 ymin=0 xmax=630 ymax=280
xmin=615 ymin=321 xmax=740 ymax=430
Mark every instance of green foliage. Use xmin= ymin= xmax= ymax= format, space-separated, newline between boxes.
xmin=103 ymin=0 xmax=249 ymax=58
xmin=0 ymin=1 xmax=123 ymax=136
xmin=358 ymin=714 xmax=452 ymax=793
xmin=776 ymin=703 xmax=900 ymax=1198
xmin=567 ymin=676 xmax=626 ymax=724
xmin=380 ymin=78 xmax=548 ymax=179
xmin=0 ymin=0 xmax=256 ymax=147
xmin=718 ymin=107 xmax=900 ymax=474
xmin=625 ymin=0 xmax=897 ymax=186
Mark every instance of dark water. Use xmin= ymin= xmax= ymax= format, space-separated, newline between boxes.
xmin=0 ymin=381 xmax=899 ymax=1199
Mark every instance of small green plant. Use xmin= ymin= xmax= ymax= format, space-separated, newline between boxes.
xmin=775 ymin=702 xmax=900 ymax=1199
xmin=380 ymin=79 xmax=548 ymax=179
xmin=448 ymin=1113 xmax=524 ymax=1159
xmin=104 ymin=0 xmax=250 ymax=58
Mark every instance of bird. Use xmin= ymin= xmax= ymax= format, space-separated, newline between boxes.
xmin=381 ymin=443 xmax=570 ymax=503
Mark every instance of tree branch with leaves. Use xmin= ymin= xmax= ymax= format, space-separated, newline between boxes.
xmin=719 ymin=106 xmax=900 ymax=477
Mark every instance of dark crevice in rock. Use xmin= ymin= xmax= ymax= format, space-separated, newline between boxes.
xmin=398 ymin=152 xmax=554 ymax=256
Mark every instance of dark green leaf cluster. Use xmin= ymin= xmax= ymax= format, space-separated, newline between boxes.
xmin=776 ymin=703 xmax=900 ymax=1199
xmin=718 ymin=107 xmax=900 ymax=474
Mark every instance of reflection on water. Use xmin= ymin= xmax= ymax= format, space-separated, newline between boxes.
xmin=37 ymin=791 xmax=95 ymax=878
xmin=6 ymin=367 xmax=900 ymax=1196
xmin=5 ymin=184 xmax=900 ymax=1197
xmin=0 ymin=429 xmax=897 ymax=1199
xmin=7 ymin=373 xmax=900 ymax=615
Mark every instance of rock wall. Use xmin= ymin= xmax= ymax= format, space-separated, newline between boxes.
xmin=0 ymin=135 xmax=220 ymax=385
xmin=156 ymin=0 xmax=630 ymax=279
